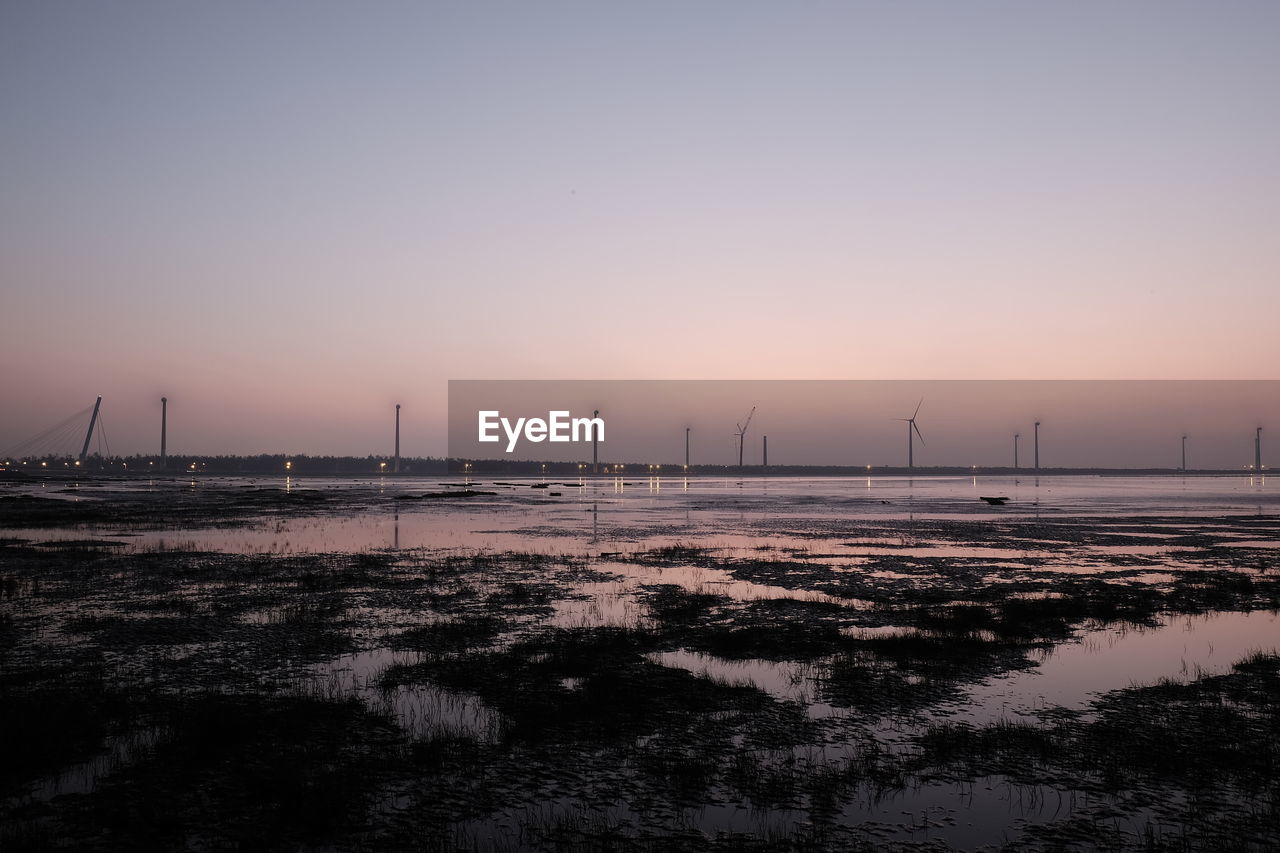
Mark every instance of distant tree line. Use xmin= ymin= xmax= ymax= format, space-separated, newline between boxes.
xmin=0 ymin=454 xmax=446 ymax=475
xmin=0 ymin=454 xmax=1251 ymax=478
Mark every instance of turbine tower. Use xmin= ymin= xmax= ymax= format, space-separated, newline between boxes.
xmin=394 ymin=404 xmax=401 ymax=473
xmin=161 ymin=397 xmax=168 ymax=469
xmin=593 ymin=410 xmax=600 ymax=473
xmin=1181 ymin=435 xmax=1187 ymax=472
xmin=1014 ymin=433 xmax=1020 ymax=469
xmin=894 ymin=399 xmax=925 ymax=469
xmin=1034 ymin=421 xmax=1041 ymax=471
xmin=1257 ymin=427 xmax=1263 ymax=473
xmin=685 ymin=427 xmax=690 ymax=468
xmin=735 ymin=406 xmax=756 ymax=467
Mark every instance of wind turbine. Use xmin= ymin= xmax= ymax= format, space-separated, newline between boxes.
xmin=735 ymin=406 xmax=756 ymax=467
xmin=894 ymin=399 xmax=925 ymax=469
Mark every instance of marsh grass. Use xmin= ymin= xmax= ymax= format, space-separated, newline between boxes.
xmin=0 ymin=668 xmax=136 ymax=801
xmin=5 ymin=693 xmax=406 ymax=851
xmin=389 ymin=616 xmax=505 ymax=653
xmin=3 ymin=497 xmax=1278 ymax=851
xmin=644 ymin=583 xmax=727 ymax=624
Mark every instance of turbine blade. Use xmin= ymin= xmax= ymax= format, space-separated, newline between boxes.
xmin=913 ymin=421 xmax=926 ymax=446
xmin=913 ymin=398 xmax=923 ymax=419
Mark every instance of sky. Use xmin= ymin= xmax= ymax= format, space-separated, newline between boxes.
xmin=2 ymin=2 xmax=1278 ymax=457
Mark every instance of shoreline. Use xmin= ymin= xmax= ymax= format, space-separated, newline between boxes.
xmin=2 ymin=484 xmax=1277 ymax=850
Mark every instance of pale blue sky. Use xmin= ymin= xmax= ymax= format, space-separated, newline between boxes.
xmin=2 ymin=2 xmax=1277 ymax=455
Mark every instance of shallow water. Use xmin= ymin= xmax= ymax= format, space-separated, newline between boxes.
xmin=7 ymin=474 xmax=1276 ymax=555
xmin=644 ymin=610 xmax=1280 ymax=726
xmin=930 ymin=609 xmax=1279 ymax=727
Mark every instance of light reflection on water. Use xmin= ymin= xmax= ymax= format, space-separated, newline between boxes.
xmin=942 ymin=608 xmax=1279 ymax=723
xmin=316 ymin=649 xmax=504 ymax=742
xmin=5 ymin=474 xmax=1276 ymax=555
xmin=644 ymin=611 xmax=1280 ymax=729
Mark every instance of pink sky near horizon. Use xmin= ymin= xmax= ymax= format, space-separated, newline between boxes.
xmin=2 ymin=3 xmax=1278 ymax=457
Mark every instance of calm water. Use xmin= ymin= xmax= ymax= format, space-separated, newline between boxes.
xmin=12 ymin=474 xmax=1275 ymax=553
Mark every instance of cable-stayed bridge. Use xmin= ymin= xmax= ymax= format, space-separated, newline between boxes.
xmin=2 ymin=397 xmax=109 ymax=464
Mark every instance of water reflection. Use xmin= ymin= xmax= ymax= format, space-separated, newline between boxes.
xmin=947 ymin=610 xmax=1279 ymax=724
xmin=10 ymin=474 xmax=1276 ymax=555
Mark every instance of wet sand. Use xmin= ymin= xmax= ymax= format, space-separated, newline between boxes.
xmin=1 ymin=476 xmax=1277 ymax=850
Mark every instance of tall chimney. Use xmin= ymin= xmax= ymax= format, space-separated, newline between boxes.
xmin=161 ymin=397 xmax=168 ymax=469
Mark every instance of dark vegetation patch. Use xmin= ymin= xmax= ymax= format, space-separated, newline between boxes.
xmin=1 ymin=669 xmax=135 ymax=801
xmin=642 ymin=583 xmax=728 ymax=624
xmin=899 ymin=581 xmax=1164 ymax=641
xmin=627 ymin=543 xmax=720 ymax=566
xmin=4 ymin=693 xmax=404 ymax=851
xmin=380 ymin=626 xmax=805 ymax=748
xmin=644 ymin=589 xmax=857 ymax=660
xmin=395 ymin=489 xmax=497 ymax=500
xmin=685 ymin=616 xmax=847 ymax=662
xmin=64 ymin=613 xmax=231 ymax=648
xmin=388 ymin=616 xmax=505 ymax=653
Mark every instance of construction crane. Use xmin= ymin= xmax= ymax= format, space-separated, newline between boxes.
xmin=735 ymin=406 xmax=756 ymax=467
